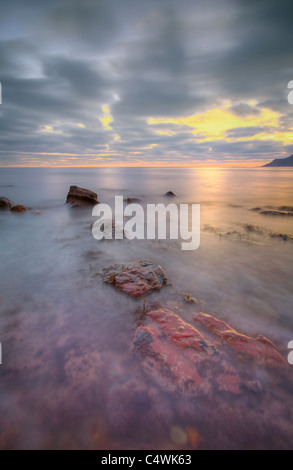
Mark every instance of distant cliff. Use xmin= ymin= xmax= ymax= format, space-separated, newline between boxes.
xmin=263 ymin=155 xmax=293 ymax=167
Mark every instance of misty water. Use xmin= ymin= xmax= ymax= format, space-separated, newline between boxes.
xmin=0 ymin=167 xmax=293 ymax=450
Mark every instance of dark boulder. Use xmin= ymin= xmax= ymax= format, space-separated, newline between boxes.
xmin=125 ymin=197 xmax=142 ymax=203
xmin=10 ymin=205 xmax=27 ymax=213
xmin=66 ymin=186 xmax=98 ymax=207
xmin=0 ymin=197 xmax=15 ymax=210
xmin=164 ymin=191 xmax=179 ymax=198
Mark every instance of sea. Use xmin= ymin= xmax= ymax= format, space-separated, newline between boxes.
xmin=0 ymin=167 xmax=293 ymax=450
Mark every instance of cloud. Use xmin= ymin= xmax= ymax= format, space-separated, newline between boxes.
xmin=148 ymin=105 xmax=287 ymax=143
xmin=0 ymin=0 xmax=293 ymax=166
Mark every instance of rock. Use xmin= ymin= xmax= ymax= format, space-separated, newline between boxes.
xmin=132 ymin=307 xmax=287 ymax=398
xmin=164 ymin=191 xmax=179 ymax=198
xmin=169 ymin=426 xmax=188 ymax=446
xmin=106 ymin=376 xmax=173 ymax=440
xmin=193 ymin=312 xmax=287 ymax=368
xmin=0 ymin=197 xmax=15 ymax=210
xmin=243 ymin=379 xmax=263 ymax=393
xmin=125 ymin=198 xmax=142 ymax=203
xmin=187 ymin=427 xmax=204 ymax=449
xmin=244 ymin=224 xmax=262 ymax=233
xmin=259 ymin=210 xmax=293 ymax=216
xmin=271 ymin=233 xmax=293 ymax=241
xmin=102 ymin=261 xmax=168 ymax=297
xmin=184 ymin=294 xmax=198 ymax=304
xmin=66 ymin=185 xmax=98 ymax=207
xmin=215 ymin=374 xmax=242 ymax=395
xmin=132 ymin=307 xmax=241 ymax=396
xmin=10 ymin=205 xmax=27 ymax=213
xmin=100 ymin=221 xmax=117 ymax=239
xmin=278 ymin=206 xmax=293 ymax=213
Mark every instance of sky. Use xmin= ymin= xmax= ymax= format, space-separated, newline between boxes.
xmin=0 ymin=0 xmax=293 ymax=167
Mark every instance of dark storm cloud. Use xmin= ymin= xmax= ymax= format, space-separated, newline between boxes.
xmin=228 ymin=104 xmax=261 ymax=117
xmin=206 ymin=0 xmax=293 ymax=98
xmin=225 ymin=127 xmax=272 ymax=139
xmin=0 ymin=0 xmax=292 ymax=165
xmin=43 ymin=57 xmax=107 ymax=100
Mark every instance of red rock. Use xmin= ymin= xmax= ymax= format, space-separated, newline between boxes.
xmin=147 ymin=308 xmax=206 ymax=352
xmin=132 ymin=307 xmax=242 ymax=396
xmin=102 ymin=261 xmax=168 ymax=297
xmin=193 ymin=312 xmax=287 ymax=368
xmin=10 ymin=205 xmax=27 ymax=213
xmin=216 ymin=374 xmax=242 ymax=395
xmin=0 ymin=197 xmax=15 ymax=209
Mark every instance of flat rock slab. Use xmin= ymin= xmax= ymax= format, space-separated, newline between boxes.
xmin=132 ymin=307 xmax=241 ymax=395
xmin=259 ymin=210 xmax=293 ymax=216
xmin=66 ymin=186 xmax=98 ymax=207
xmin=132 ymin=308 xmax=287 ymax=397
xmin=193 ymin=312 xmax=287 ymax=368
xmin=102 ymin=261 xmax=168 ymax=297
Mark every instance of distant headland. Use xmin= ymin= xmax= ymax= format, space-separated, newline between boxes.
xmin=263 ymin=154 xmax=293 ymax=167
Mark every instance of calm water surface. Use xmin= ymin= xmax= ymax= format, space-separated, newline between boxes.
xmin=0 ymin=167 xmax=293 ymax=449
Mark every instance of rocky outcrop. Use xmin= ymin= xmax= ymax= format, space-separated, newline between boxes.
xmin=263 ymin=154 xmax=293 ymax=167
xmin=0 ymin=197 xmax=15 ymax=210
xmin=0 ymin=197 xmax=28 ymax=213
xmin=132 ymin=307 xmax=287 ymax=397
xmin=10 ymin=205 xmax=27 ymax=213
xmin=260 ymin=210 xmax=293 ymax=216
xmin=132 ymin=307 xmax=241 ymax=395
xmin=252 ymin=206 xmax=293 ymax=216
xmin=193 ymin=312 xmax=287 ymax=368
xmin=102 ymin=261 xmax=168 ymax=297
xmin=66 ymin=186 xmax=98 ymax=207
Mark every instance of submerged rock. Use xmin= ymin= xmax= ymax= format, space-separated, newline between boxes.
xmin=66 ymin=185 xmax=98 ymax=207
xmin=187 ymin=427 xmax=204 ymax=449
xmin=102 ymin=261 xmax=168 ymax=297
xmin=0 ymin=197 xmax=15 ymax=210
xmin=132 ymin=307 xmax=241 ymax=396
xmin=125 ymin=197 xmax=143 ymax=203
xmin=193 ymin=312 xmax=287 ymax=368
xmin=259 ymin=210 xmax=293 ymax=216
xmin=271 ymin=233 xmax=293 ymax=242
xmin=10 ymin=205 xmax=27 ymax=213
xmin=132 ymin=307 xmax=287 ymax=397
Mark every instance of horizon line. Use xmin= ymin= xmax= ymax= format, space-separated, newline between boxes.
xmin=0 ymin=163 xmax=268 ymax=169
